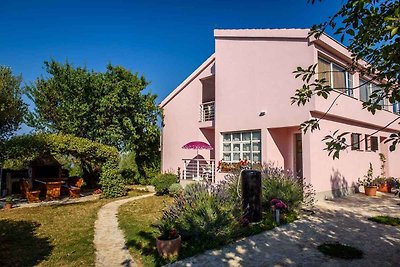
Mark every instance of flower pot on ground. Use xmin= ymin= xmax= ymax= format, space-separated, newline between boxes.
xmin=4 ymin=196 xmax=13 ymax=210
xmin=364 ymin=186 xmax=377 ymax=196
xmin=156 ymin=224 xmax=181 ymax=258
xmin=156 ymin=234 xmax=181 ymax=258
xmin=378 ymin=182 xmax=392 ymax=193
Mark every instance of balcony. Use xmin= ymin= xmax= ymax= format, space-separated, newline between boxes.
xmin=181 ymin=158 xmax=215 ymax=183
xmin=199 ymin=101 xmax=215 ymax=128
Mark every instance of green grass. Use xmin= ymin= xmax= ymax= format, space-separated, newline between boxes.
xmin=317 ymin=242 xmax=363 ymax=259
xmin=0 ymin=198 xmax=113 ymax=267
xmin=118 ymin=195 xmax=174 ymax=267
xmin=0 ymin=188 xmax=148 ymax=267
xmin=368 ymin=215 xmax=400 ymax=226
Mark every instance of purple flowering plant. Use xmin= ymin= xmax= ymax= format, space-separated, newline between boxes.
xmin=270 ymin=198 xmax=288 ymax=210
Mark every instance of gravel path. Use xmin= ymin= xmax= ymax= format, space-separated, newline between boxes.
xmin=170 ymin=193 xmax=400 ymax=267
xmin=94 ymin=193 xmax=155 ymax=267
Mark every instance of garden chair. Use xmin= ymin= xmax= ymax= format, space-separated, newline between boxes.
xmin=20 ymin=180 xmax=40 ymax=203
xmin=66 ymin=177 xmax=84 ymax=198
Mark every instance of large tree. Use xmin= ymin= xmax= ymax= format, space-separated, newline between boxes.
xmin=0 ymin=66 xmax=26 ymax=140
xmin=27 ymin=60 xmax=160 ymax=176
xmin=292 ymin=0 xmax=400 ymax=158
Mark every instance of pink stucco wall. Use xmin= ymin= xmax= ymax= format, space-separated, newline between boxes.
xmin=161 ymin=55 xmax=215 ymax=174
xmin=161 ymin=29 xmax=400 ymax=198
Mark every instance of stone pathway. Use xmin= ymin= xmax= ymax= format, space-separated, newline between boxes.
xmin=94 ymin=193 xmax=155 ymax=267
xmin=170 ymin=193 xmax=400 ymax=267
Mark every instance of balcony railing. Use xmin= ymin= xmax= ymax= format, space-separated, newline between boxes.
xmin=200 ymin=101 xmax=215 ymax=122
xmin=182 ymin=159 xmax=215 ymax=183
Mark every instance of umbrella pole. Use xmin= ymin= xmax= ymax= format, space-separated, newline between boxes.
xmin=197 ymin=148 xmax=200 ymax=179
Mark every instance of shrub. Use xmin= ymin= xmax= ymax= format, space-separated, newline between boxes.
xmin=153 ymin=173 xmax=177 ymax=195
xmin=168 ymin=183 xmax=183 ymax=197
xmin=262 ymin=164 xmax=315 ymax=211
xmin=224 ymin=164 xmax=315 ymax=212
xmin=118 ymin=151 xmax=140 ymax=185
xmin=99 ymin=162 xmax=127 ymax=198
xmin=160 ymin=183 xmax=238 ymax=254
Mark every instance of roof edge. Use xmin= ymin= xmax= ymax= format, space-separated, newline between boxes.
xmin=160 ymin=53 xmax=215 ymax=108
xmin=214 ymin=28 xmax=310 ymax=39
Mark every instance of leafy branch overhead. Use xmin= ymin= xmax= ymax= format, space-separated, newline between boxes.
xmin=293 ymin=0 xmax=400 ymax=158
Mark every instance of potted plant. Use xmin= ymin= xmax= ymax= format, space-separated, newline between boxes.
xmin=4 ymin=196 xmax=13 ymax=210
xmin=156 ymin=221 xmax=181 ymax=258
xmin=377 ymin=177 xmax=393 ymax=193
xmin=377 ymin=154 xmax=392 ymax=193
xmin=358 ymin=163 xmax=378 ymax=196
xmin=271 ymin=198 xmax=288 ymax=224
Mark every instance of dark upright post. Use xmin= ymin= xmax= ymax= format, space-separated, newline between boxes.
xmin=241 ymin=170 xmax=262 ymax=222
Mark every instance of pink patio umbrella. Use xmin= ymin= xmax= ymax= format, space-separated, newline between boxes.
xmin=182 ymin=141 xmax=213 ymax=180
xmin=182 ymin=141 xmax=213 ymax=156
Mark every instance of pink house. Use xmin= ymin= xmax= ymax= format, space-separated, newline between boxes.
xmin=160 ymin=29 xmax=400 ymax=200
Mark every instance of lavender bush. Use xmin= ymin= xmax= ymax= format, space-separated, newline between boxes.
xmin=224 ymin=163 xmax=315 ymax=211
xmin=159 ymin=182 xmax=239 ymax=253
xmin=262 ymin=164 xmax=315 ymax=210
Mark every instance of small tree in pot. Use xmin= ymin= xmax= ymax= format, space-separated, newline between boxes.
xmin=358 ymin=163 xmax=378 ymax=196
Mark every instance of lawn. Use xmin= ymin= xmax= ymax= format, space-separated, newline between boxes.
xmin=0 ymin=199 xmax=111 ymax=267
xmin=118 ymin=195 xmax=174 ymax=267
xmin=0 ymin=189 xmax=147 ymax=267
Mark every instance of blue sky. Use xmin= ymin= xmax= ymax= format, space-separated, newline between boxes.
xmin=0 ymin=0 xmax=341 ymax=131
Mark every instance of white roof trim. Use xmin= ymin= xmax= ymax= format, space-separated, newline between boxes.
xmin=160 ymin=54 xmax=215 ymax=108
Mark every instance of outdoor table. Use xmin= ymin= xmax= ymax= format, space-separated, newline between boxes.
xmin=34 ymin=179 xmax=65 ymax=200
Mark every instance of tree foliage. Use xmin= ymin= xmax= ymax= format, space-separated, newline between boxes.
xmin=0 ymin=133 xmax=124 ymax=197
xmin=293 ymin=0 xmax=400 ymax=158
xmin=0 ymin=66 xmax=26 ymax=140
xmin=26 ymin=60 xmax=160 ymax=171
xmin=0 ymin=133 xmax=118 ymax=167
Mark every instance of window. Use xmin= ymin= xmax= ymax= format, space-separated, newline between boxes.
xmin=222 ymin=131 xmax=261 ymax=163
xmin=359 ymin=79 xmax=386 ymax=109
xmin=351 ymin=133 xmax=361 ymax=150
xmin=318 ymin=58 xmax=353 ymax=96
xmin=371 ymin=136 xmax=379 ymax=151
xmin=365 ymin=135 xmax=379 ymax=152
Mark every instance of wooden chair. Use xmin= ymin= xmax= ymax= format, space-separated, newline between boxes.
xmin=20 ymin=180 xmax=40 ymax=203
xmin=67 ymin=177 xmax=84 ymax=198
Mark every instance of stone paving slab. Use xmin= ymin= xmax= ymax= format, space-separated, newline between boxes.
xmin=94 ymin=193 xmax=155 ymax=267
xmin=169 ymin=193 xmax=400 ymax=267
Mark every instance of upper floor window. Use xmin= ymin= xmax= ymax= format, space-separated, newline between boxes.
xmin=360 ymin=79 xmax=386 ymax=109
xmin=222 ymin=131 xmax=261 ymax=163
xmin=351 ymin=133 xmax=361 ymax=150
xmin=365 ymin=135 xmax=379 ymax=152
xmin=318 ymin=58 xmax=353 ymax=97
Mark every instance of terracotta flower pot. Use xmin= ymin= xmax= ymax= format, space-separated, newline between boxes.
xmin=4 ymin=203 xmax=12 ymax=210
xmin=156 ymin=235 xmax=181 ymax=258
xmin=378 ymin=183 xmax=392 ymax=193
xmin=364 ymin=186 xmax=377 ymax=196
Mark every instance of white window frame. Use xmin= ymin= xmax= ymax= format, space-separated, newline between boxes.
xmin=359 ymin=79 xmax=386 ymax=109
xmin=319 ymin=58 xmax=353 ymax=97
xmin=222 ymin=131 xmax=261 ymax=163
